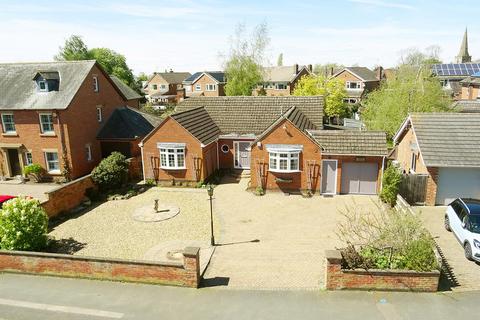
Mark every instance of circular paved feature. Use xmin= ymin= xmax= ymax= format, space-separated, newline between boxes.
xmin=132 ymin=204 xmax=180 ymax=222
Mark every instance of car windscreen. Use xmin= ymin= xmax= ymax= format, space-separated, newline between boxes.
xmin=469 ymin=215 xmax=480 ymax=234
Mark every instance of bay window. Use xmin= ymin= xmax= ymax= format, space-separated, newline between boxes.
xmin=269 ymin=152 xmax=299 ymax=172
xmin=157 ymin=143 xmax=186 ymax=169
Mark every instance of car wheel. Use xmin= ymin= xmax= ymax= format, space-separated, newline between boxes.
xmin=444 ymin=215 xmax=451 ymax=231
xmin=464 ymin=242 xmax=474 ymax=261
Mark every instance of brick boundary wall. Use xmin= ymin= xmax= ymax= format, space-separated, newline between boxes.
xmin=325 ymin=250 xmax=440 ymax=292
xmin=41 ymin=174 xmax=96 ymax=218
xmin=0 ymin=247 xmax=201 ymax=288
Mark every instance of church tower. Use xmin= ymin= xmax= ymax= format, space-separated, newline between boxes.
xmin=456 ymin=28 xmax=472 ymax=63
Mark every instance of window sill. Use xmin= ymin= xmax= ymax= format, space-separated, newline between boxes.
xmin=269 ymin=169 xmax=301 ymax=174
xmin=2 ymin=132 xmax=18 ymax=137
xmin=47 ymin=170 xmax=61 ymax=175
xmin=40 ymin=133 xmax=56 ymax=137
xmin=160 ymin=167 xmax=187 ymax=170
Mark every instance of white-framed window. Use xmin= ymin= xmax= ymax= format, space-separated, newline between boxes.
xmin=24 ymin=152 xmax=33 ymax=166
xmin=410 ymin=153 xmax=417 ymax=173
xmin=195 ymin=84 xmax=201 ymax=91
xmin=93 ymin=76 xmax=99 ymax=92
xmin=205 ymin=84 xmax=216 ymax=91
xmin=96 ymin=106 xmax=103 ymax=122
xmin=152 ymin=84 xmax=158 ymax=90
xmin=44 ymin=151 xmax=60 ymax=173
xmin=38 ymin=80 xmax=47 ymax=92
xmin=160 ymin=148 xmax=185 ymax=169
xmin=275 ymin=83 xmax=286 ymax=90
xmin=346 ymin=81 xmax=362 ymax=89
xmin=39 ymin=113 xmax=54 ymax=134
xmin=160 ymin=84 xmax=167 ymax=90
xmin=269 ymin=152 xmax=300 ymax=172
xmin=1 ymin=113 xmax=16 ymax=134
xmin=85 ymin=144 xmax=92 ymax=161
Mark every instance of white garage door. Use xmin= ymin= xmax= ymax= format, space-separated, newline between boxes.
xmin=436 ymin=168 xmax=480 ymax=205
xmin=340 ymin=162 xmax=378 ymax=195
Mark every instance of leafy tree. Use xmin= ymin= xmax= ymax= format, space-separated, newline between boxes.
xmin=277 ymin=53 xmax=283 ymax=66
xmin=91 ymin=152 xmax=129 ymax=191
xmin=55 ymin=35 xmax=137 ymax=91
xmin=223 ymin=22 xmax=270 ymax=96
xmin=54 ymin=35 xmax=91 ymax=61
xmin=380 ymin=164 xmax=402 ymax=207
xmin=362 ymin=64 xmax=450 ymax=139
xmin=0 ymin=197 xmax=49 ymax=251
xmin=293 ymin=75 xmax=347 ymax=120
xmin=313 ymin=63 xmax=344 ymax=77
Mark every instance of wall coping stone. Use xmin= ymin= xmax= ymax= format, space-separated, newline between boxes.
xmin=183 ymin=247 xmax=200 ymax=258
xmin=325 ymin=250 xmax=343 ymax=263
xmin=44 ymin=174 xmax=93 ymax=195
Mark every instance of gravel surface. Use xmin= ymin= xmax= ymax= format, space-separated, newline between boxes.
xmin=48 ymin=187 xmax=217 ymax=260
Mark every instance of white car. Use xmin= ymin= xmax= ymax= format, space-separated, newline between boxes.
xmin=444 ymin=198 xmax=480 ymax=262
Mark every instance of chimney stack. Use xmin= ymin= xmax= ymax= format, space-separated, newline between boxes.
xmin=330 ymin=67 xmax=334 ymax=76
xmin=294 ymin=64 xmax=299 ymax=74
xmin=308 ymin=64 xmax=313 ymax=72
xmin=176 ymin=87 xmax=186 ymax=102
xmin=376 ymin=66 xmax=384 ymax=80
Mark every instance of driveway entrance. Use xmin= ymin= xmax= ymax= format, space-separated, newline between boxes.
xmin=203 ymin=176 xmax=381 ymax=290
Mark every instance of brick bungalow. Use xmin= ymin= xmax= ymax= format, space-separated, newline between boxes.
xmin=393 ymin=113 xmax=480 ymax=205
xmin=0 ymin=60 xmax=134 ymax=180
xmin=140 ymin=96 xmax=387 ymax=194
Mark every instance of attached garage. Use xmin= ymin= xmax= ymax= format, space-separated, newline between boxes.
xmin=436 ymin=168 xmax=480 ymax=205
xmin=341 ymin=162 xmax=378 ymax=195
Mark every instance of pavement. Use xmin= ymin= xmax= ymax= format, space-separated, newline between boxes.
xmin=0 ymin=181 xmax=58 ymax=201
xmin=418 ymin=205 xmax=480 ymax=291
xmin=203 ymin=176 xmax=382 ymax=290
xmin=0 ymin=273 xmax=480 ymax=319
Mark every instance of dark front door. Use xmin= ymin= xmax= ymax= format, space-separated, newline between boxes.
xmin=7 ymin=149 xmax=21 ymax=176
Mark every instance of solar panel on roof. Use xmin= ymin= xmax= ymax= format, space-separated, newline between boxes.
xmin=432 ymin=63 xmax=480 ymax=76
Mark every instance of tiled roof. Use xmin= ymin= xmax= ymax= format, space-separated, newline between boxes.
xmin=262 ymin=65 xmax=309 ymax=82
xmin=285 ymin=106 xmax=316 ymax=132
xmin=176 ymin=96 xmax=324 ymax=135
xmin=97 ymin=107 xmax=162 ymax=140
xmin=451 ymin=100 xmax=480 ymax=113
xmin=344 ymin=67 xmax=379 ymax=82
xmin=0 ymin=60 xmax=96 ymax=110
xmin=183 ymin=71 xmax=226 ymax=84
xmin=171 ymin=107 xmax=220 ymax=145
xmin=110 ymin=76 xmax=142 ymax=100
xmin=308 ymin=130 xmax=387 ymax=156
xmin=409 ymin=113 xmax=480 ymax=167
xmin=153 ymin=72 xmax=191 ymax=84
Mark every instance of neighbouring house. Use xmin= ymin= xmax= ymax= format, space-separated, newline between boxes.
xmin=431 ymin=29 xmax=479 ymax=98
xmin=459 ymin=71 xmax=480 ymax=100
xmin=0 ymin=60 xmax=131 ymax=180
xmin=97 ymin=106 xmax=162 ymax=158
xmin=144 ymin=71 xmax=191 ymax=105
xmin=451 ymin=100 xmax=480 ymax=113
xmin=182 ymin=72 xmax=226 ymax=97
xmin=140 ymin=96 xmax=387 ymax=194
xmin=331 ymin=67 xmax=381 ymax=105
xmin=253 ymin=64 xmax=313 ymax=96
xmin=393 ymin=113 xmax=480 ymax=205
xmin=110 ymin=76 xmax=142 ymax=108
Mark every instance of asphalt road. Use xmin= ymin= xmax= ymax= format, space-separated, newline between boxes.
xmin=0 ymin=273 xmax=479 ymax=320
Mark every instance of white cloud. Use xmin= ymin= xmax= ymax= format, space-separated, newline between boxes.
xmin=348 ymin=0 xmax=415 ymax=10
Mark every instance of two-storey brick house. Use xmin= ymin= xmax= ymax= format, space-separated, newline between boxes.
xmin=0 ymin=60 xmax=131 ymax=180
xmin=182 ymin=72 xmax=226 ymax=97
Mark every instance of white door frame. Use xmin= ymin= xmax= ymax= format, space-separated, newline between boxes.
xmin=321 ymin=159 xmax=338 ymax=195
xmin=233 ymin=141 xmax=251 ymax=169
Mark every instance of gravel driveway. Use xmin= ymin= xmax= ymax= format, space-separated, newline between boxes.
xmin=419 ymin=206 xmax=480 ymax=291
xmin=49 ymin=187 xmax=217 ymax=260
xmin=203 ymin=176 xmax=382 ymax=290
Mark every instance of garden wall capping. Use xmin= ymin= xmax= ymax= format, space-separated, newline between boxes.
xmin=0 ymin=247 xmax=201 ymax=288
xmin=325 ymin=249 xmax=441 ymax=292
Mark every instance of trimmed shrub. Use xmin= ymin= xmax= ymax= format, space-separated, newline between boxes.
xmin=23 ymin=164 xmax=44 ymax=182
xmin=91 ymin=152 xmax=129 ymax=191
xmin=380 ymin=163 xmax=402 ymax=207
xmin=0 ymin=196 xmax=49 ymax=251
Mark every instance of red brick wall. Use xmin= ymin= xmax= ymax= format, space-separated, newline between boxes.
xmin=325 ymin=250 xmax=440 ymax=292
xmin=250 ymin=119 xmax=321 ymax=192
xmin=41 ymin=174 xmax=95 ymax=217
xmin=191 ymin=74 xmax=225 ymax=96
xmin=127 ymin=156 xmax=143 ymax=181
xmin=218 ymin=139 xmax=234 ymax=169
xmin=0 ymin=247 xmax=201 ymax=288
xmin=202 ymin=142 xmax=218 ymax=179
xmin=425 ymin=167 xmax=439 ymax=206
xmin=142 ymin=118 xmax=203 ymax=182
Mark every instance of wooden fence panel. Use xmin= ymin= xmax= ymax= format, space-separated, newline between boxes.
xmin=399 ymin=174 xmax=428 ymax=205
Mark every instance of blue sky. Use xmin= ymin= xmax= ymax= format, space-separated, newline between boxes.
xmin=0 ymin=0 xmax=478 ymax=74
